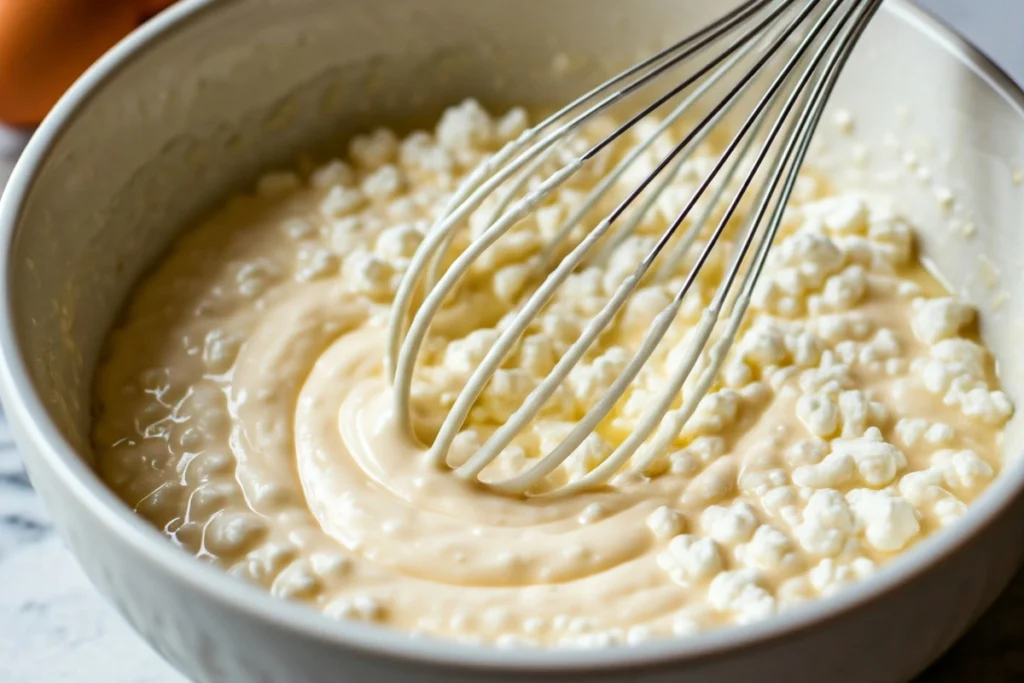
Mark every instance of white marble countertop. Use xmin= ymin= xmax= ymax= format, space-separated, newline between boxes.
xmin=2 ymin=2 xmax=1023 ymax=682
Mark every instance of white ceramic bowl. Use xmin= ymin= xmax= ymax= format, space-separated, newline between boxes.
xmin=2 ymin=1 xmax=1024 ymax=681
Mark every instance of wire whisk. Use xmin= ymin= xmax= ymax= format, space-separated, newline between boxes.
xmin=386 ymin=0 xmax=883 ymax=496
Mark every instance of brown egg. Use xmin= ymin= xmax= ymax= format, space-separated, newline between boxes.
xmin=0 ymin=0 xmax=177 ymax=126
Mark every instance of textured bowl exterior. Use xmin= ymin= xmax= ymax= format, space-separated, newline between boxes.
xmin=1 ymin=1 xmax=1024 ymax=682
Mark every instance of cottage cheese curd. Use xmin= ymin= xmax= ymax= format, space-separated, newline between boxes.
xmin=92 ymin=100 xmax=1012 ymax=647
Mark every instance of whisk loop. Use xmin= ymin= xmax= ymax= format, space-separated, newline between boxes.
xmin=387 ymin=0 xmax=883 ymax=495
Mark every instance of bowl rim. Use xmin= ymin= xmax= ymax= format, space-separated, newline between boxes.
xmin=1 ymin=0 xmax=1023 ymax=674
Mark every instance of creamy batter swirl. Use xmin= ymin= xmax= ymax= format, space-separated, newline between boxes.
xmin=93 ymin=101 xmax=1011 ymax=647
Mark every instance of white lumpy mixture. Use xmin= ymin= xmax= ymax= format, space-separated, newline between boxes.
xmin=93 ymin=100 xmax=1012 ymax=647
